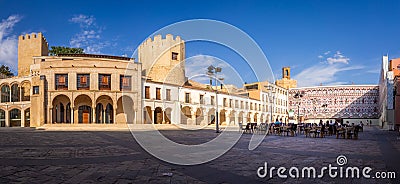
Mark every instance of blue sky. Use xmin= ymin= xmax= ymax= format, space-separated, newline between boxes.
xmin=0 ymin=0 xmax=399 ymax=87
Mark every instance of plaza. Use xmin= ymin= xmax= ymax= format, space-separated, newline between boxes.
xmin=0 ymin=125 xmax=398 ymax=183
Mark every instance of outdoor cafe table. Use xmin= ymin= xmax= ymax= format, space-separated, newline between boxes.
xmin=336 ymin=127 xmax=354 ymax=139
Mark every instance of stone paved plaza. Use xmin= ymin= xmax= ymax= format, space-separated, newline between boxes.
xmin=0 ymin=125 xmax=399 ymax=184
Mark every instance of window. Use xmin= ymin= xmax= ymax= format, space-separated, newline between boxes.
xmin=55 ymin=74 xmax=68 ymax=90
xmin=185 ymin=93 xmax=190 ymax=103
xmin=145 ymin=86 xmax=150 ymax=99
xmin=33 ymin=86 xmax=39 ymax=94
xmin=172 ymin=52 xmax=178 ymax=60
xmin=166 ymin=89 xmax=171 ymax=101
xmin=99 ymin=74 xmax=111 ymax=90
xmin=211 ymin=96 xmax=215 ymax=105
xmin=77 ymin=74 xmax=90 ymax=90
xmin=120 ymin=75 xmax=132 ymax=91
xmin=223 ymin=98 xmax=227 ymax=107
xmin=156 ymin=88 xmax=161 ymax=100
xmin=200 ymin=95 xmax=204 ymax=104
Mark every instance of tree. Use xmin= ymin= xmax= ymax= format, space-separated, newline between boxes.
xmin=0 ymin=64 xmax=14 ymax=77
xmin=49 ymin=46 xmax=84 ymax=56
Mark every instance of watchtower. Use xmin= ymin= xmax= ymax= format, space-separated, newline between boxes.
xmin=18 ymin=32 xmax=49 ymax=77
xmin=138 ymin=34 xmax=186 ymax=86
xmin=282 ymin=67 xmax=291 ymax=79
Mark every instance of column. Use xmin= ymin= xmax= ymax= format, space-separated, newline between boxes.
xmin=71 ymin=106 xmax=74 ymax=124
xmin=92 ymin=106 xmax=96 ymax=123
xmin=5 ymin=110 xmax=9 ymax=127
xmin=113 ymin=107 xmax=117 ymax=124
xmin=250 ymin=113 xmax=254 ymax=123
xmin=243 ymin=113 xmax=248 ymax=123
xmin=191 ymin=110 xmax=196 ymax=125
xmin=234 ymin=113 xmax=239 ymax=125
xmin=21 ymin=110 xmax=25 ymax=127
xmin=19 ymin=87 xmax=22 ymax=102
xmin=134 ymin=110 xmax=137 ymax=124
xmin=49 ymin=107 xmax=53 ymax=124
xmin=150 ymin=109 xmax=154 ymax=124
xmin=203 ymin=111 xmax=208 ymax=126
xmin=162 ymin=108 xmax=166 ymax=124
xmin=226 ymin=115 xmax=231 ymax=125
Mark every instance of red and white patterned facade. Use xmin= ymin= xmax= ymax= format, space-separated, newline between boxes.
xmin=289 ymin=85 xmax=379 ymax=121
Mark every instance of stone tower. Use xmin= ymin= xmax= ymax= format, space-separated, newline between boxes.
xmin=282 ymin=67 xmax=291 ymax=79
xmin=275 ymin=67 xmax=297 ymax=89
xmin=18 ymin=32 xmax=49 ymax=77
xmin=138 ymin=34 xmax=186 ymax=86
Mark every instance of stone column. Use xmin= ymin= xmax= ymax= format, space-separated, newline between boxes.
xmin=5 ymin=110 xmax=9 ymax=127
xmin=113 ymin=107 xmax=117 ymax=124
xmin=162 ymin=108 xmax=166 ymax=124
xmin=203 ymin=111 xmax=208 ymax=126
xmin=191 ymin=110 xmax=196 ymax=125
xmin=234 ymin=112 xmax=239 ymax=125
xmin=92 ymin=106 xmax=96 ymax=124
xmin=71 ymin=106 xmax=74 ymax=124
xmin=243 ymin=113 xmax=248 ymax=123
xmin=19 ymin=87 xmax=22 ymax=102
xmin=49 ymin=107 xmax=53 ymax=124
xmin=21 ymin=110 xmax=25 ymax=127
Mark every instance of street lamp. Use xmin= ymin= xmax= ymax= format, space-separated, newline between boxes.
xmin=207 ymin=65 xmax=222 ymax=133
xmin=311 ymin=98 xmax=319 ymax=124
xmin=293 ymin=91 xmax=304 ymax=124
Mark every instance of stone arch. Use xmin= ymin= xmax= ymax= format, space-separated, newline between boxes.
xmin=238 ymin=111 xmax=244 ymax=124
xmin=10 ymin=83 xmax=20 ymax=102
xmin=154 ymin=107 xmax=163 ymax=124
xmin=220 ymin=109 xmax=227 ymax=125
xmin=1 ymin=84 xmax=10 ymax=103
xmin=9 ymin=108 xmax=21 ymax=127
xmin=181 ymin=106 xmax=192 ymax=125
xmin=20 ymin=80 xmax=31 ymax=101
xmin=195 ymin=108 xmax=204 ymax=125
xmin=254 ymin=112 xmax=258 ymax=122
xmin=116 ymin=95 xmax=135 ymax=123
xmin=74 ymin=94 xmax=93 ymax=124
xmin=0 ymin=109 xmax=5 ymax=127
xmin=229 ymin=110 xmax=236 ymax=124
xmin=144 ymin=106 xmax=152 ymax=124
xmin=24 ymin=108 xmax=30 ymax=127
xmin=164 ymin=107 xmax=172 ymax=124
xmin=208 ymin=108 xmax=216 ymax=124
xmin=96 ymin=95 xmax=114 ymax=124
xmin=52 ymin=94 xmax=71 ymax=123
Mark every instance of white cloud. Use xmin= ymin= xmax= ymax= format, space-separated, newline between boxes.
xmin=326 ymin=51 xmax=350 ymax=64
xmin=324 ymin=51 xmax=331 ymax=55
xmin=0 ymin=15 xmax=21 ymax=71
xmin=318 ymin=55 xmax=323 ymax=59
xmin=69 ymin=14 xmax=109 ymax=54
xmin=69 ymin=14 xmax=95 ymax=28
xmin=293 ymin=64 xmax=364 ymax=87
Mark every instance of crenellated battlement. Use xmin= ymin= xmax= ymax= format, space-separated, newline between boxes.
xmin=142 ymin=34 xmax=182 ymax=46
xmin=18 ymin=32 xmax=49 ymax=77
xmin=138 ymin=34 xmax=186 ymax=86
xmin=18 ymin=32 xmax=49 ymax=47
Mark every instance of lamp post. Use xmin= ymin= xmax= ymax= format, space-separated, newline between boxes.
xmin=293 ymin=92 xmax=304 ymax=124
xmin=207 ymin=65 xmax=222 ymax=133
xmin=311 ymin=98 xmax=319 ymax=124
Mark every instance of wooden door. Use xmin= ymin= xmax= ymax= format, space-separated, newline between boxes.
xmin=83 ymin=111 xmax=89 ymax=123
